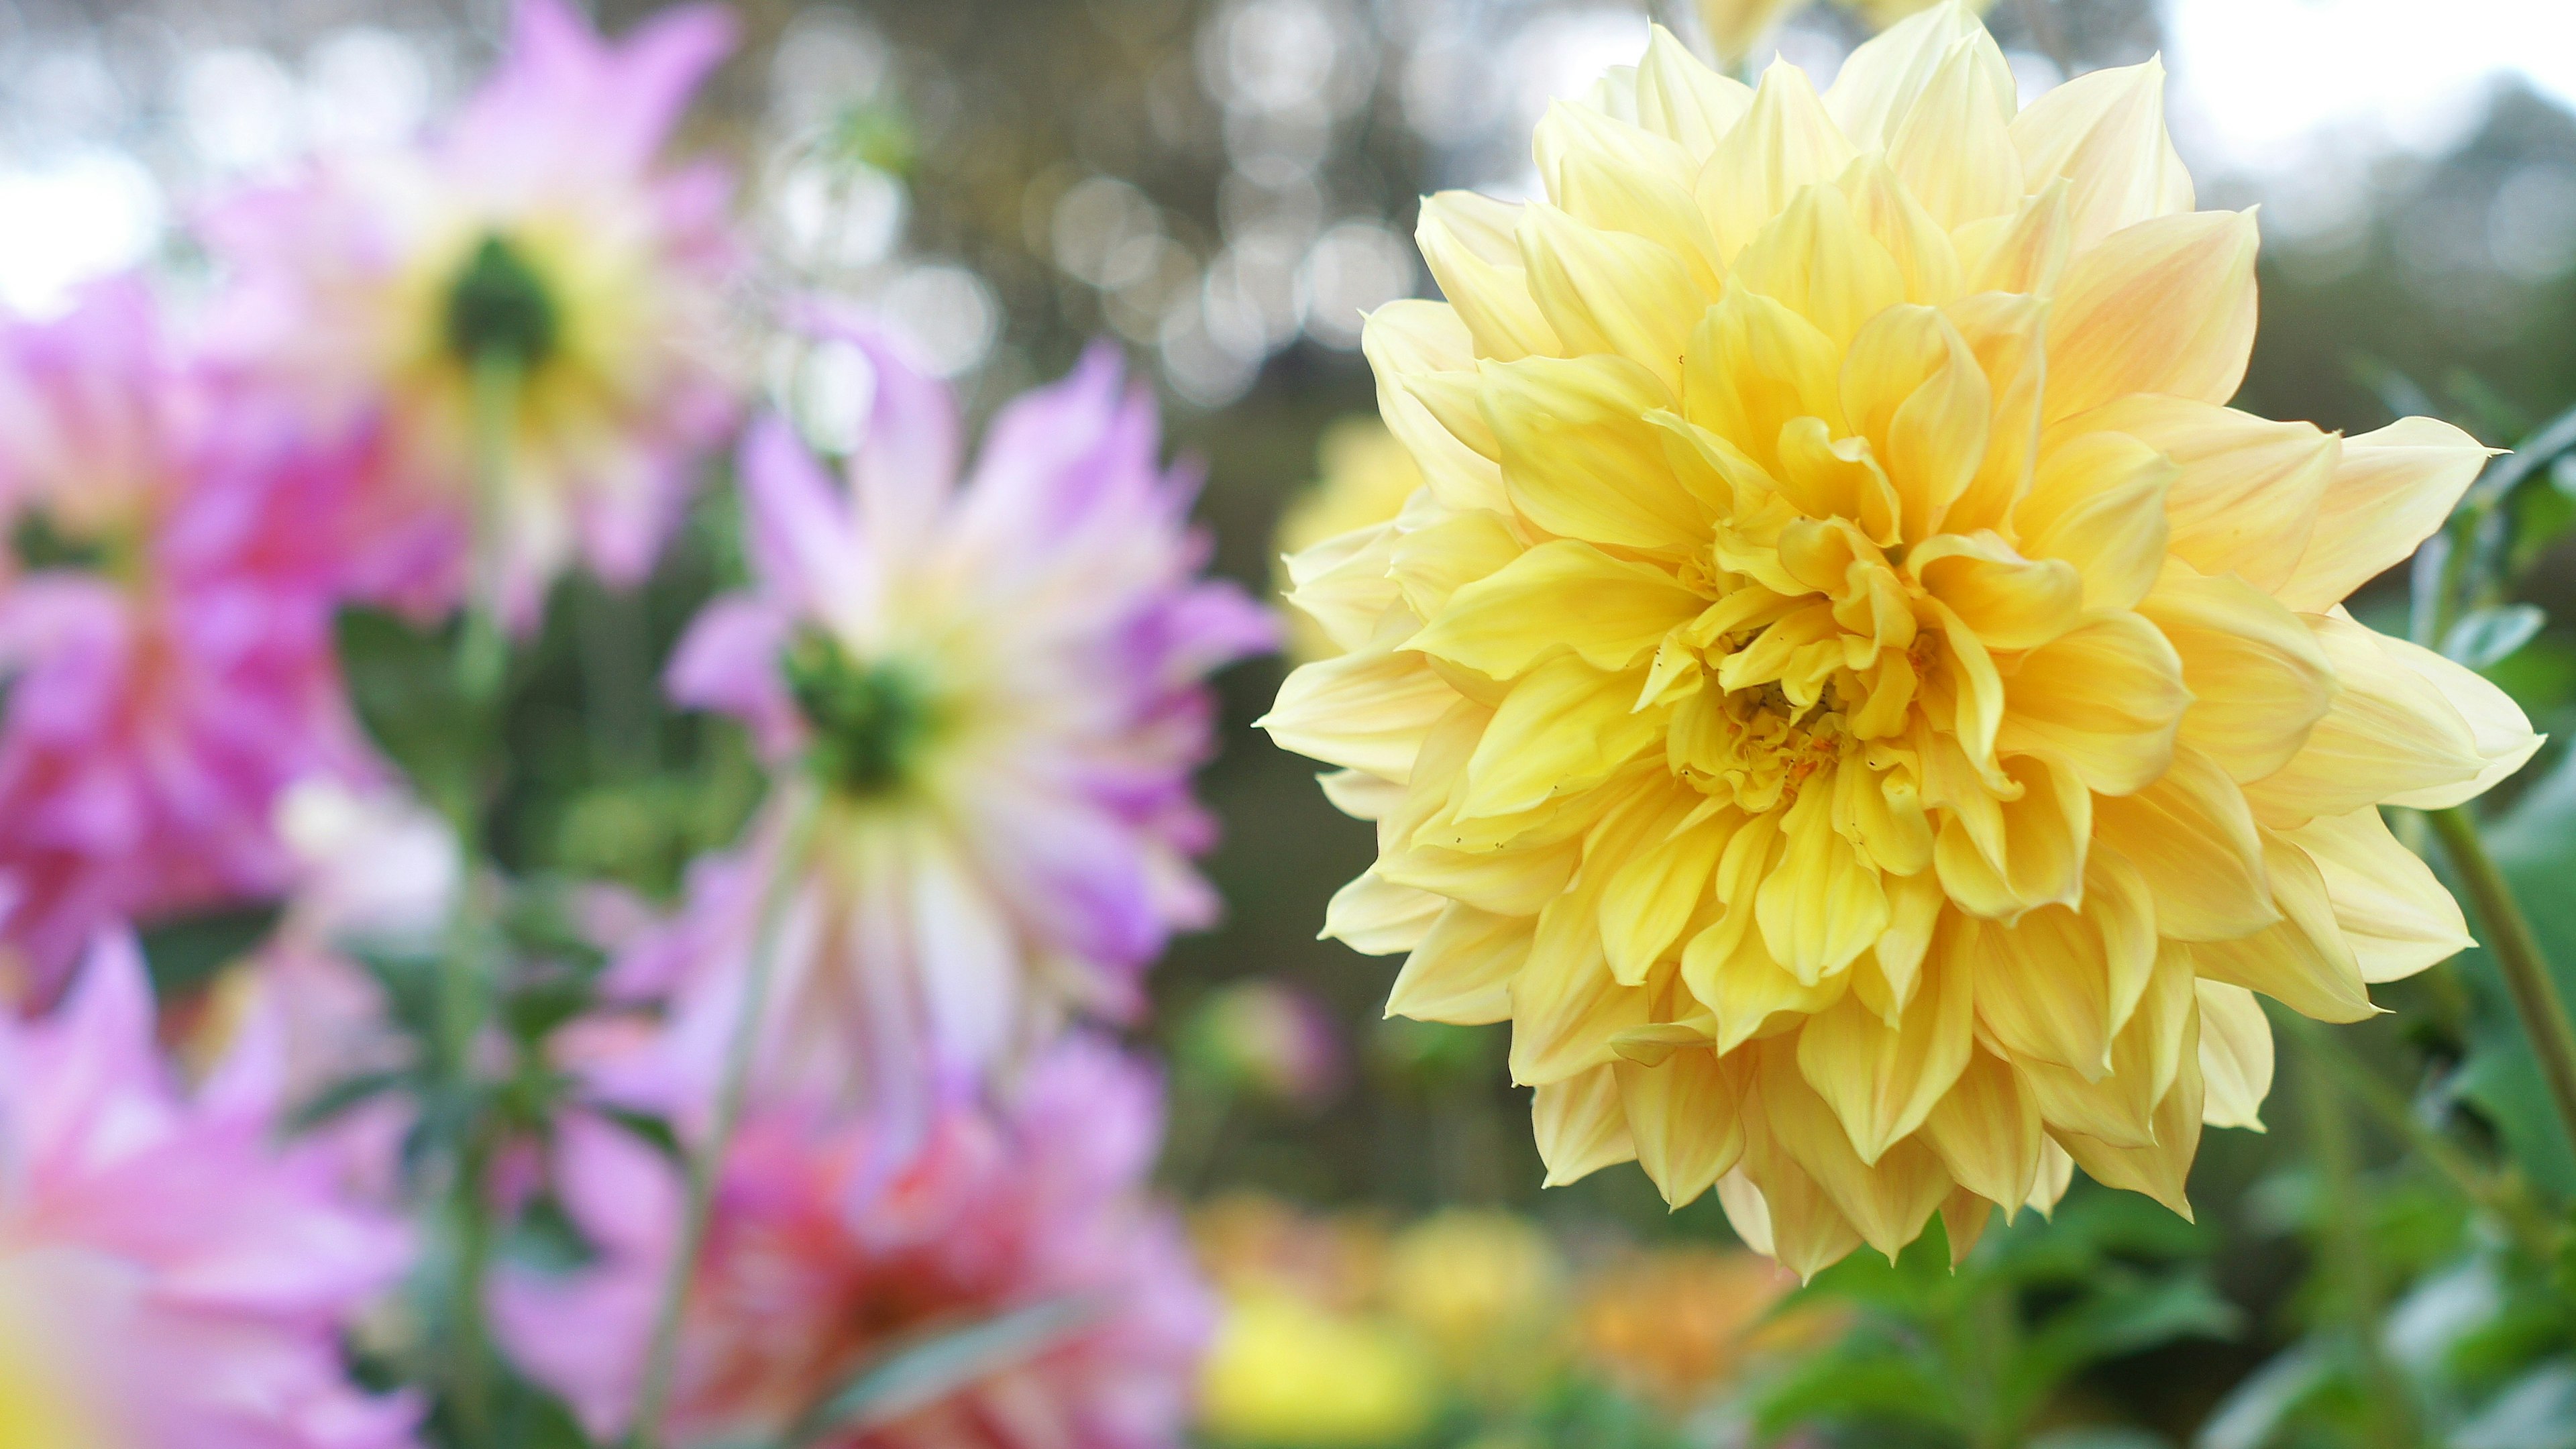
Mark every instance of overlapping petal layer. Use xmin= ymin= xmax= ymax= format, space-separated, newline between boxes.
xmin=1264 ymin=5 xmax=2536 ymax=1273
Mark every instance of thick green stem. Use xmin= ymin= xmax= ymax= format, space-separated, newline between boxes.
xmin=2428 ymin=806 xmax=2576 ymax=1159
xmin=457 ymin=358 xmax=519 ymax=705
xmin=628 ymin=792 xmax=822 ymax=1449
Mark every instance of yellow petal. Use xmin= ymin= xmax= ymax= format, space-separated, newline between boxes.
xmin=1482 ymin=354 xmax=1707 ymax=554
xmin=1507 ymin=789 xmax=1670 ymax=1082
xmin=1698 ymin=58 xmax=1860 ymax=260
xmin=1418 ymin=192 xmax=1562 ymax=362
xmin=2195 ymin=981 xmax=2273 ymax=1131
xmin=1756 ymin=1046 xmax=1951 ymax=1263
xmin=1841 ymin=306 xmax=1992 ymax=535
xmin=1517 ymin=201 xmax=1702 ymax=388
xmin=1794 ymin=941 xmax=1974 ymax=1163
xmin=1535 ymin=101 xmax=1727 ymax=297
xmin=1323 ymin=869 xmax=1446 ymax=955
xmin=2013 ymin=937 xmax=2192 ymax=1146
xmin=2008 ymin=58 xmax=2195 ymax=252
xmin=1379 ymin=834 xmax=1578 ymax=916
xmin=1931 ymin=751 xmax=2089 ymax=920
xmin=1532 ymin=1065 xmax=1637 ymax=1185
xmin=1262 ymin=645 xmax=1458 ymax=780
xmin=1956 ymin=178 xmax=2071 ymax=296
xmin=1756 ymin=780 xmax=1893 ymax=982
xmin=1635 ymin=25 xmax=1754 ymax=159
xmin=1886 ymin=30 xmax=2023 ymax=229
xmin=1459 ymin=655 xmax=1664 ymax=820
xmin=1733 ymin=181 xmax=1909 ymax=349
xmin=2054 ymin=396 xmax=2337 ymax=593
xmin=2190 ymin=832 xmax=2377 ymax=1024
xmin=2284 ymin=807 xmax=2469 ymax=984
xmin=1362 ymin=300 xmax=1509 ymax=514
xmin=1617 ymin=1046 xmax=1749 ymax=1205
xmin=1387 ymin=902 xmax=1532 ymax=1024
xmin=1962 ymin=851 xmax=2151 ymax=1078
xmin=2092 ymin=743 xmax=2277 ymax=940
xmin=2241 ymin=614 xmax=2490 ymax=826
xmin=1682 ymin=284 xmax=1845 ymax=470
xmin=1912 ymin=531 xmax=2084 ymax=653
xmin=2275 ymin=417 xmax=2494 ymax=612
xmin=2138 ymin=568 xmax=2334 ymax=786
xmin=1918 ymin=1045 xmax=2043 ymax=1214
xmin=1602 ymin=799 xmax=1733 ymax=984
xmin=2055 ymin=1038 xmax=2202 ymax=1220
xmin=2371 ymin=631 xmax=2542 ymax=809
xmin=2012 ymin=430 xmax=2175 ymax=612
xmin=1839 ymin=156 xmax=1966 ymax=307
xmin=1412 ymin=539 xmax=1707 ymax=680
xmin=1825 ymin=3 xmax=2014 ymax=154
xmin=2045 ymin=210 xmax=2260 ymax=425
xmin=1282 ymin=520 xmax=1403 ymax=655
xmin=1388 ymin=508 xmax=1525 ymax=623
xmin=1938 ymin=290 xmax=2049 ymax=533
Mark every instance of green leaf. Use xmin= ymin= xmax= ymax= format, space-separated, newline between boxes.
xmin=2447 ymin=606 xmax=2548 ymax=671
xmin=140 ymin=903 xmax=284 ymax=998
xmin=1751 ymin=1342 xmax=1964 ymax=1438
xmin=2455 ymin=1360 xmax=2576 ymax=1449
xmin=784 ymin=1296 xmax=1098 ymax=1446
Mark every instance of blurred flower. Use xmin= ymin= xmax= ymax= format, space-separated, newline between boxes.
xmin=1573 ymin=1247 xmax=1809 ymax=1411
xmin=1264 ymin=8 xmax=2532 ymax=1277
xmin=1695 ymin=0 xmax=1996 ymax=71
xmin=0 ymin=279 xmax=387 ymax=1004
xmin=1274 ymin=417 xmax=1421 ymax=662
xmin=0 ymin=931 xmax=417 ymax=1448
xmin=626 ymin=335 xmax=1273 ymax=1122
xmin=272 ymin=777 xmax=463 ymax=953
xmin=492 ymin=1034 xmax=1215 ymax=1449
xmin=1199 ymin=1288 xmax=1438 ymax=1448
xmin=201 ymin=0 xmax=746 ymax=629
xmin=1183 ymin=978 xmax=1347 ymax=1108
xmin=1383 ymin=1210 xmax=1565 ymax=1401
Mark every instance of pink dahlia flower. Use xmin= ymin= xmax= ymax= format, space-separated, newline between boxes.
xmin=0 ymin=931 xmax=417 ymax=1448
xmin=623 ymin=335 xmax=1274 ymax=1120
xmin=491 ymin=1034 xmax=1216 ymax=1449
xmin=199 ymin=0 xmax=746 ymax=629
xmin=0 ymin=281 xmax=386 ymax=1004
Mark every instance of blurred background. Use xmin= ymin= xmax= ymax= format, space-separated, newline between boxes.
xmin=11 ymin=0 xmax=2576 ymax=1443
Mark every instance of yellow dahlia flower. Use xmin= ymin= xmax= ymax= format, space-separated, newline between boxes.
xmin=1277 ymin=418 xmax=1426 ymax=661
xmin=1262 ymin=5 xmax=2539 ymax=1277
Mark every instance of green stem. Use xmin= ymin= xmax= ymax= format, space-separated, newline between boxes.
xmin=2427 ymin=806 xmax=2576 ymax=1161
xmin=2296 ymin=1035 xmax=2422 ymax=1449
xmin=627 ymin=792 xmax=822 ymax=1449
xmin=458 ymin=357 xmax=519 ymax=706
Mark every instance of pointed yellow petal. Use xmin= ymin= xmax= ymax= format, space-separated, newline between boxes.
xmin=1617 ymin=1047 xmax=1749 ymax=1205
xmin=2013 ymin=430 xmax=2176 ymax=612
xmin=2285 ymin=808 xmax=2469 ymax=985
xmin=2194 ymin=981 xmax=2273 ymax=1131
xmin=1412 ymin=539 xmax=1707 ymax=680
xmin=1931 ymin=751 xmax=2089 ymax=920
xmin=2190 ymin=832 xmax=2377 ymax=1024
xmin=2092 ymin=743 xmax=2277 ymax=940
xmin=1825 ymin=3 xmax=2015 ymax=154
xmin=2242 ymin=614 xmax=2491 ymax=826
xmin=2370 ymin=631 xmax=2542 ymax=808
xmin=1956 ymin=178 xmax=2071 ymax=296
xmin=1262 ymin=645 xmax=1458 ymax=780
xmin=1602 ymin=799 xmax=1732 ymax=984
xmin=2055 ymin=1038 xmax=2202 ymax=1220
xmin=1459 ymin=655 xmax=1663 ymax=820
xmin=1481 ymin=354 xmax=1707 ymax=554
xmin=2277 ymin=417 xmax=2497 ymax=612
xmin=1912 ymin=531 xmax=2083 ymax=653
xmin=1517 ymin=201 xmax=1702 ymax=388
xmin=1322 ymin=869 xmax=1446 ymax=955
xmin=1532 ymin=1065 xmax=1636 ymax=1185
xmin=1387 ymin=902 xmax=1532 ymax=1024
xmin=1756 ymin=780 xmax=1892 ymax=981
xmin=2009 ymin=58 xmax=2195 ymax=252
xmin=1886 ymin=32 xmax=2023 ymax=229
xmin=1388 ymin=508 xmax=1525 ymax=623
xmin=1682 ymin=284 xmax=1845 ymax=469
xmin=1418 ymin=192 xmax=1562 ymax=361
xmin=1756 ymin=1046 xmax=1951 ymax=1262
xmin=2052 ymin=396 xmax=2337 ymax=594
xmin=2045 ymin=210 xmax=2260 ymax=424
xmin=1794 ymin=941 xmax=1974 ymax=1163
xmin=1635 ymin=25 xmax=1754 ymax=159
xmin=1733 ymin=181 xmax=1909 ymax=348
xmin=1919 ymin=1045 xmax=2043 ymax=1214
xmin=1535 ymin=101 xmax=1727 ymax=297
xmin=1698 ymin=59 xmax=1859 ymax=260
xmin=1995 ymin=614 xmax=2190 ymax=797
xmin=2139 ymin=568 xmax=2335 ymax=786
xmin=1362 ymin=300 xmax=1508 ymax=514
xmin=1840 ymin=156 xmax=1967 ymax=307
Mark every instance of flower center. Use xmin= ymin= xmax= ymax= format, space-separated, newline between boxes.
xmin=782 ymin=629 xmax=941 ymax=800
xmin=443 ymin=232 xmax=559 ymax=372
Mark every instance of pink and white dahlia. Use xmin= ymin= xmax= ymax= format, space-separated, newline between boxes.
xmin=199 ymin=0 xmax=746 ymax=627
xmin=0 ymin=931 xmax=417 ymax=1448
xmin=623 ymin=336 xmax=1273 ymax=1114
xmin=492 ymin=1034 xmax=1216 ymax=1449
xmin=0 ymin=281 xmax=385 ymax=1004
